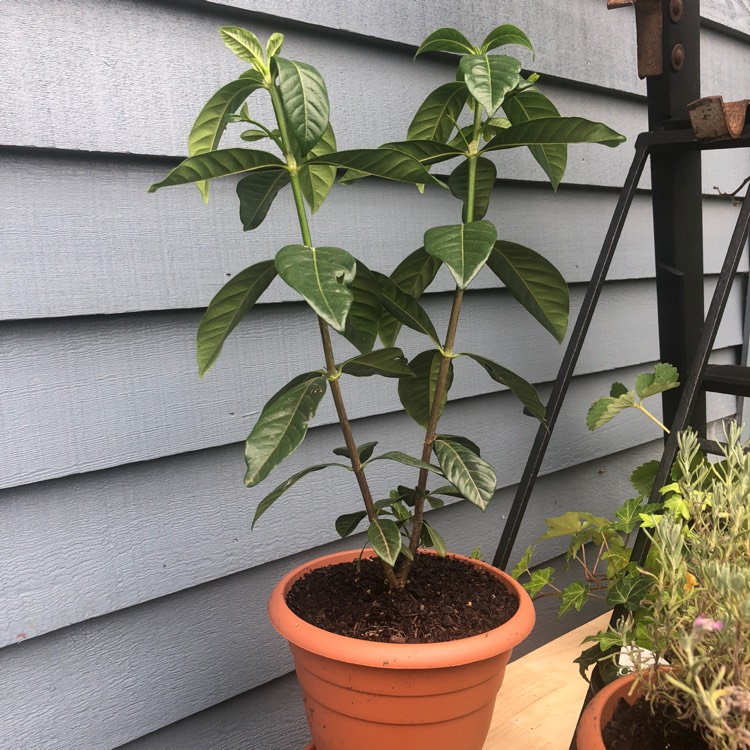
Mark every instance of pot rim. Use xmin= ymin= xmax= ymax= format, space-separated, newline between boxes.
xmin=268 ymin=548 xmax=535 ymax=670
xmin=577 ymin=670 xmax=642 ymax=749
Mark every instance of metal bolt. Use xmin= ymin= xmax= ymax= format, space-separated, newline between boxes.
xmin=669 ymin=0 xmax=684 ymax=22
xmin=671 ymin=44 xmax=685 ymax=71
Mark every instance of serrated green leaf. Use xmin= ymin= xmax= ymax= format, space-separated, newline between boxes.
xmin=335 ymin=510 xmax=367 ymax=538
xmin=342 ymin=261 xmax=381 ymax=354
xmin=586 ymin=392 xmax=636 ymax=431
xmin=486 ymin=240 xmax=569 ymax=343
xmin=422 ymin=521 xmax=447 ymax=556
xmin=236 ymin=168 xmax=291 ymax=230
xmin=398 ymin=349 xmax=453 ymax=428
xmin=275 ymin=57 xmax=329 ymax=156
xmin=244 ymin=375 xmax=327 ymax=486
xmin=464 ymin=353 xmax=546 ymax=422
xmin=635 ymin=363 xmax=680 ymax=399
xmin=511 ymin=544 xmax=535 ymax=579
xmin=379 ymin=248 xmax=441 ymax=347
xmin=275 ymin=245 xmax=356 ymax=332
xmin=607 ymin=574 xmax=652 ymax=611
xmin=365 ymin=450 xmax=443 ymax=475
xmin=220 ymin=26 xmax=264 ymax=65
xmin=483 ymin=116 xmax=626 ymax=152
xmin=524 ymin=566 xmax=554 ymax=596
xmin=448 ymin=158 xmax=497 ymax=222
xmin=375 ymin=273 xmax=441 ymax=346
xmin=415 ymin=27 xmax=476 ymax=57
xmin=433 ymin=437 xmax=496 ymax=510
xmin=266 ymin=32 xmax=284 ymax=58
xmin=298 ymin=122 xmax=337 ymax=213
xmin=424 ymin=220 xmax=497 ymax=289
xmin=630 ymin=460 xmax=660 ymax=497
xmin=367 ymin=519 xmax=402 ymax=566
xmin=307 ymin=148 xmax=436 ymax=185
xmin=148 ymin=149 xmax=285 ymax=192
xmin=610 ymin=382 xmax=628 ymax=397
xmin=339 ymin=348 xmax=413 ymax=378
xmin=253 ymin=463 xmax=344 ymax=527
xmin=559 ymin=581 xmax=590 ymax=616
xmin=481 ymin=24 xmax=534 ymax=56
xmin=196 ymin=260 xmax=278 ymax=377
xmin=459 ymin=54 xmax=522 ymax=114
xmin=407 ymin=82 xmax=468 ymax=143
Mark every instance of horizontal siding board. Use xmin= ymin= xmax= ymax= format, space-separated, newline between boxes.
xmin=1 ymin=353 xmax=738 ymax=648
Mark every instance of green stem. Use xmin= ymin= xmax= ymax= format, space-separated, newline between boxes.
xmin=635 ymin=403 xmax=670 ymax=434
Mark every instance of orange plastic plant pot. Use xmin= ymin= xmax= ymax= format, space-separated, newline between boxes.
xmin=269 ymin=549 xmax=535 ymax=750
xmin=576 ymin=672 xmax=642 ymax=750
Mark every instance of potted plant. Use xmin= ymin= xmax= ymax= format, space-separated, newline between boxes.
xmin=148 ymin=23 xmax=625 ymax=750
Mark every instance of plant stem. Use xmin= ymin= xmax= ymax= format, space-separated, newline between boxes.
xmin=635 ymin=403 xmax=670 ymax=434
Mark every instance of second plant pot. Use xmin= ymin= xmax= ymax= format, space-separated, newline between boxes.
xmin=269 ymin=548 xmax=535 ymax=750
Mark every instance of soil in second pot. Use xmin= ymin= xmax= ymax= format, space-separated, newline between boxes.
xmin=602 ymin=696 xmax=709 ymax=749
xmin=285 ymin=553 xmax=519 ymax=643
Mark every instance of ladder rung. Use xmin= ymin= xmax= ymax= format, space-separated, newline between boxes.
xmin=701 ymin=364 xmax=750 ymax=397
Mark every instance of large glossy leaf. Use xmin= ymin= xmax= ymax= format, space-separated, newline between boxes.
xmin=220 ymin=26 xmax=264 ymax=65
xmin=407 ymin=82 xmax=468 ymax=143
xmin=306 ymin=148 xmax=435 ymax=184
xmin=379 ymin=247 xmax=441 ymax=347
xmin=464 ymin=353 xmax=546 ymax=422
xmin=375 ymin=272 xmax=440 ymax=346
xmin=415 ymin=27 xmax=475 ymax=57
xmin=366 ymin=450 xmax=443 ymax=475
xmin=433 ymin=437 xmax=496 ymax=510
xmin=502 ymin=88 xmax=566 ymax=190
xmin=275 ymin=245 xmax=356 ymax=332
xmin=398 ymin=349 xmax=453 ymax=428
xmin=236 ymin=168 xmax=291 ymax=230
xmin=367 ymin=519 xmax=401 ymax=566
xmin=188 ymin=74 xmax=266 ymax=202
xmin=148 ymin=149 xmax=285 ymax=192
xmin=384 ymin=139 xmax=466 ymax=166
xmin=448 ymin=157 xmax=497 ymax=222
xmin=339 ymin=348 xmax=413 ymax=378
xmin=481 ymin=24 xmax=534 ymax=56
xmin=458 ymin=54 xmax=522 ymax=115
xmin=274 ymin=57 xmax=329 ymax=156
xmin=253 ymin=463 xmax=344 ymax=528
xmin=424 ymin=220 xmax=497 ymax=289
xmin=196 ymin=260 xmax=278 ymax=377
xmin=298 ymin=122 xmax=337 ymax=213
xmin=483 ymin=117 xmax=626 ymax=152
xmin=244 ymin=375 xmax=327 ymax=487
xmin=343 ymin=261 xmax=381 ymax=354
xmin=486 ymin=241 xmax=569 ymax=342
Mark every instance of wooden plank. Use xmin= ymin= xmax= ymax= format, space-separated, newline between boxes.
xmin=1 ymin=358 xmax=737 ymax=649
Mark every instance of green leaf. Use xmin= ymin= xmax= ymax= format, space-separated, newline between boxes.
xmin=433 ymin=437 xmax=496 ymax=510
xmin=383 ymin=139 xmax=466 ymax=166
xmin=332 ymin=441 xmax=378 ymax=463
xmin=240 ymin=129 xmax=270 ymax=142
xmin=366 ymin=450 xmax=443 ymax=475
xmin=253 ymin=463 xmax=344 ymax=528
xmin=274 ymin=57 xmax=330 ymax=156
xmin=275 ymin=245 xmax=357 ymax=332
xmin=244 ymin=375 xmax=327 ymax=486
xmin=148 ymin=149 xmax=285 ymax=192
xmin=586 ymin=392 xmax=636 ymax=431
xmin=483 ymin=117 xmax=626 ymax=152
xmin=502 ymin=88 xmax=566 ymax=190
xmin=524 ymin=566 xmax=554 ymax=596
xmin=188 ymin=74 xmax=266 ymax=202
xmin=421 ymin=521 xmax=447 ymax=556
xmin=607 ymin=574 xmax=652 ymax=611
xmin=379 ymin=248 xmax=441 ymax=347
xmin=398 ymin=350 xmax=453 ymax=428
xmin=559 ymin=581 xmax=590 ymax=616
xmin=424 ymin=220 xmax=497 ymax=289
xmin=426 ymin=496 xmax=445 ymax=509
xmin=610 ymin=382 xmax=629 ymax=398
xmin=236 ymin=169 xmax=291 ymax=230
xmin=539 ymin=511 xmax=608 ymax=540
xmin=463 ymin=353 xmax=546 ymax=421
xmin=408 ymin=82 xmax=469 ymax=143
xmin=342 ymin=261 xmax=382 ymax=354
xmin=481 ymin=24 xmax=534 ymax=56
xmin=298 ymin=122 xmax=337 ymax=213
xmin=339 ymin=348 xmax=413 ymax=378
xmin=367 ymin=519 xmax=402 ymax=566
xmin=196 ymin=260 xmax=278 ymax=377
xmin=429 ymin=485 xmax=463 ymax=498
xmin=635 ymin=363 xmax=680 ymax=399
xmin=486 ymin=241 xmax=569 ymax=343
xmin=266 ymin=32 xmax=284 ymax=59
xmin=511 ymin=544 xmax=535 ymax=579
xmin=220 ymin=26 xmax=264 ymax=66
xmin=614 ymin=497 xmax=647 ymax=534
xmin=437 ymin=434 xmax=481 ymax=456
xmin=375 ymin=273 xmax=441 ymax=346
xmin=630 ymin=460 xmax=660 ymax=497
xmin=458 ymin=54 xmax=522 ymax=115
xmin=335 ymin=510 xmax=367 ymax=538
xmin=415 ymin=27 xmax=476 ymax=57
xmin=448 ymin=158 xmax=496 ymax=222
xmin=307 ymin=148 xmax=436 ymax=185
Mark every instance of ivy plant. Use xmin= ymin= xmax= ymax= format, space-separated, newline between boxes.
xmin=150 ymin=24 xmax=625 ymax=590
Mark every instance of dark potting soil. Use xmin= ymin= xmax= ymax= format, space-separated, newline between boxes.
xmin=602 ymin=696 xmax=710 ymax=750
xmin=285 ymin=553 xmax=519 ymax=643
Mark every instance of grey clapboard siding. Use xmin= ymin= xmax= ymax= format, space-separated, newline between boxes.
xmin=2 ymin=277 xmax=744 ymax=489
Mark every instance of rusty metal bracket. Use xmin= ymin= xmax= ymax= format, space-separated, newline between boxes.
xmin=608 ymin=0 xmax=663 ymax=77
xmin=687 ymin=96 xmax=750 ymax=141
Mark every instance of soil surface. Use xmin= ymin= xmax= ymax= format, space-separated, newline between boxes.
xmin=285 ymin=553 xmax=519 ymax=643
xmin=602 ymin=696 xmax=710 ymax=749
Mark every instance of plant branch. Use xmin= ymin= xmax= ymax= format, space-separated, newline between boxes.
xmin=635 ymin=403 xmax=670 ymax=434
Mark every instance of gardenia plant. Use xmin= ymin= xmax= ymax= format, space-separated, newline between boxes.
xmin=149 ymin=24 xmax=625 ymax=590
